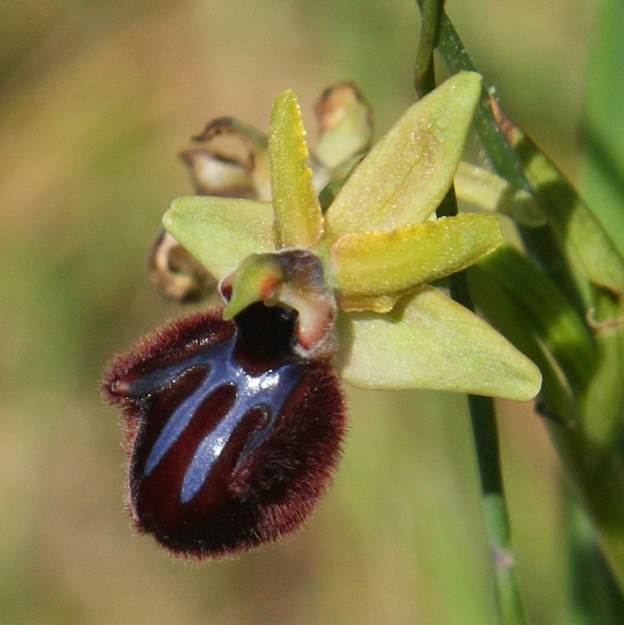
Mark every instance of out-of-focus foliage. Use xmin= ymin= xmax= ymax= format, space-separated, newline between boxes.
xmin=582 ymin=0 xmax=624 ymax=253
xmin=0 ymin=1 xmax=598 ymax=624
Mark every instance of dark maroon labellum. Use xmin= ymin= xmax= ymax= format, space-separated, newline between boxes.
xmin=103 ymin=304 xmax=345 ymax=558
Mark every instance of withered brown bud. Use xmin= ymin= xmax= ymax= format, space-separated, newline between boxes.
xmin=313 ymin=82 xmax=373 ymax=170
xmin=148 ymin=231 xmax=215 ymax=302
xmin=150 ymin=119 xmax=273 ymax=303
xmin=179 ymin=117 xmax=271 ymax=201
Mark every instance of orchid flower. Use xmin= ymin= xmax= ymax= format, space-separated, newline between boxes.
xmin=103 ymin=71 xmax=541 ymax=559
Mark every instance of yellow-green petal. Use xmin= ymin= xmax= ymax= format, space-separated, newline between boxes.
xmin=338 ymin=292 xmax=402 ymax=313
xmin=221 ymin=254 xmax=284 ymax=320
xmin=163 ymin=196 xmax=274 ymax=282
xmin=269 ymin=89 xmax=323 ymax=248
xmin=331 ymin=214 xmax=502 ymax=297
xmin=324 ymin=71 xmax=482 ymax=238
xmin=335 ymin=286 xmax=542 ymax=400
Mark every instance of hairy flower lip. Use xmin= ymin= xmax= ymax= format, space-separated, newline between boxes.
xmin=103 ymin=304 xmax=346 ymax=559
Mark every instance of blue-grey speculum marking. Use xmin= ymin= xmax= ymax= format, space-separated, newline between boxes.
xmin=129 ymin=334 xmax=304 ymax=504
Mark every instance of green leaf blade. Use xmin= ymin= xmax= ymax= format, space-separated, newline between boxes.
xmin=582 ymin=0 xmax=624 ymax=253
xmin=518 ymin=142 xmax=624 ymax=298
xmin=470 ymin=246 xmax=596 ymax=394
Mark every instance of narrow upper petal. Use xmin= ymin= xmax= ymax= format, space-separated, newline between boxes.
xmin=331 ymin=214 xmax=502 ymax=298
xmin=269 ymin=90 xmax=324 ymax=249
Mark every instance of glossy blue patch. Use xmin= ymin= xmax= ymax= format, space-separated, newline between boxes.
xmin=127 ymin=334 xmax=304 ymax=504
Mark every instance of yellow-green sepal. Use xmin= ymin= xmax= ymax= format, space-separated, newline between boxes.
xmin=331 ymin=214 xmax=502 ymax=299
xmin=334 ymin=286 xmax=542 ymax=400
xmin=269 ymin=89 xmax=323 ymax=248
xmin=163 ymin=196 xmax=275 ymax=282
xmin=324 ymin=71 xmax=482 ymax=238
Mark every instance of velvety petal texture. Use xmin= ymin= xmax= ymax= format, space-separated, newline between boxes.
xmin=103 ymin=305 xmax=345 ymax=558
xmin=105 ymin=73 xmax=544 ymax=561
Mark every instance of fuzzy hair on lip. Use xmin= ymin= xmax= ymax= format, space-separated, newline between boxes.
xmin=102 ymin=303 xmax=346 ymax=559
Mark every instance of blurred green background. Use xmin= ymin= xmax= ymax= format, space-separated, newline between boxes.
xmin=0 ymin=0 xmax=600 ymax=623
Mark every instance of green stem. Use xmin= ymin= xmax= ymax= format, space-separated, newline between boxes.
xmin=435 ymin=8 xmax=624 ymax=595
xmin=439 ymin=191 xmax=528 ymax=625
xmin=413 ymin=5 xmax=529 ymax=621
xmin=470 ymin=395 xmax=527 ymax=625
xmin=435 ymin=14 xmax=529 ymax=190
xmin=413 ymin=0 xmax=443 ymax=95
xmin=435 ymin=11 xmax=587 ymax=314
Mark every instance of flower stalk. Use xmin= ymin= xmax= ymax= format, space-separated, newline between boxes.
xmin=440 ymin=186 xmax=529 ymax=625
xmin=429 ymin=2 xmax=624 ymax=599
xmin=413 ymin=0 xmax=443 ymax=95
xmin=415 ymin=2 xmax=528 ymax=622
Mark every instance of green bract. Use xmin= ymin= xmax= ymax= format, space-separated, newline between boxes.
xmin=163 ymin=71 xmax=542 ymax=401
